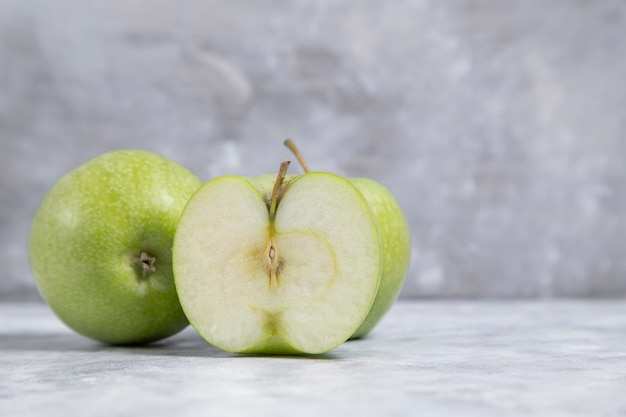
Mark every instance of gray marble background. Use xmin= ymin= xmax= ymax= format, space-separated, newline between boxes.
xmin=1 ymin=0 xmax=625 ymax=300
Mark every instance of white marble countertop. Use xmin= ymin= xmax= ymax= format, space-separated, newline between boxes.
xmin=1 ymin=300 xmax=625 ymax=416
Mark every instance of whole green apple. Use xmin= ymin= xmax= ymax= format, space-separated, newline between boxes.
xmin=347 ymin=178 xmax=411 ymax=338
xmin=29 ymin=150 xmax=202 ymax=345
xmin=283 ymin=140 xmax=411 ymax=338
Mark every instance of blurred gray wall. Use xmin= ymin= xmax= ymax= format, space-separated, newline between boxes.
xmin=1 ymin=0 xmax=625 ymax=300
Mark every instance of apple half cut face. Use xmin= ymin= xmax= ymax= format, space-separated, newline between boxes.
xmin=173 ymin=172 xmax=382 ymax=354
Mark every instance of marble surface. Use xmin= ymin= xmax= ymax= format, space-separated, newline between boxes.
xmin=1 ymin=300 xmax=625 ymax=416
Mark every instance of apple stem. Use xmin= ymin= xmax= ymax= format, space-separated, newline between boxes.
xmin=284 ymin=139 xmax=311 ymax=173
xmin=266 ymin=159 xmax=291 ymax=288
xmin=269 ymin=159 xmax=291 ymax=222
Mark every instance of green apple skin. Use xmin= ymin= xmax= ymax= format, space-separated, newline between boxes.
xmin=173 ymin=172 xmax=382 ymax=355
xmin=29 ymin=150 xmax=202 ymax=345
xmin=348 ymin=179 xmax=411 ymax=338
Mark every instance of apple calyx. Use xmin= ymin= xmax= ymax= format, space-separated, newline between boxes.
xmin=266 ymin=159 xmax=291 ymax=288
xmin=134 ymin=251 xmax=157 ymax=278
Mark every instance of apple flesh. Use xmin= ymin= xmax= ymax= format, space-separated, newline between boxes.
xmin=173 ymin=171 xmax=382 ymax=354
xmin=29 ymin=150 xmax=202 ymax=345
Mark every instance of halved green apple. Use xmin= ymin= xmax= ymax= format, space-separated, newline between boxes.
xmin=172 ymin=162 xmax=382 ymax=354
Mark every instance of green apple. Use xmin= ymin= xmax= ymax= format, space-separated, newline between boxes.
xmin=347 ymin=178 xmax=411 ymax=338
xmin=29 ymin=150 xmax=202 ymax=345
xmin=173 ymin=161 xmax=383 ymax=354
xmin=283 ymin=140 xmax=411 ymax=338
